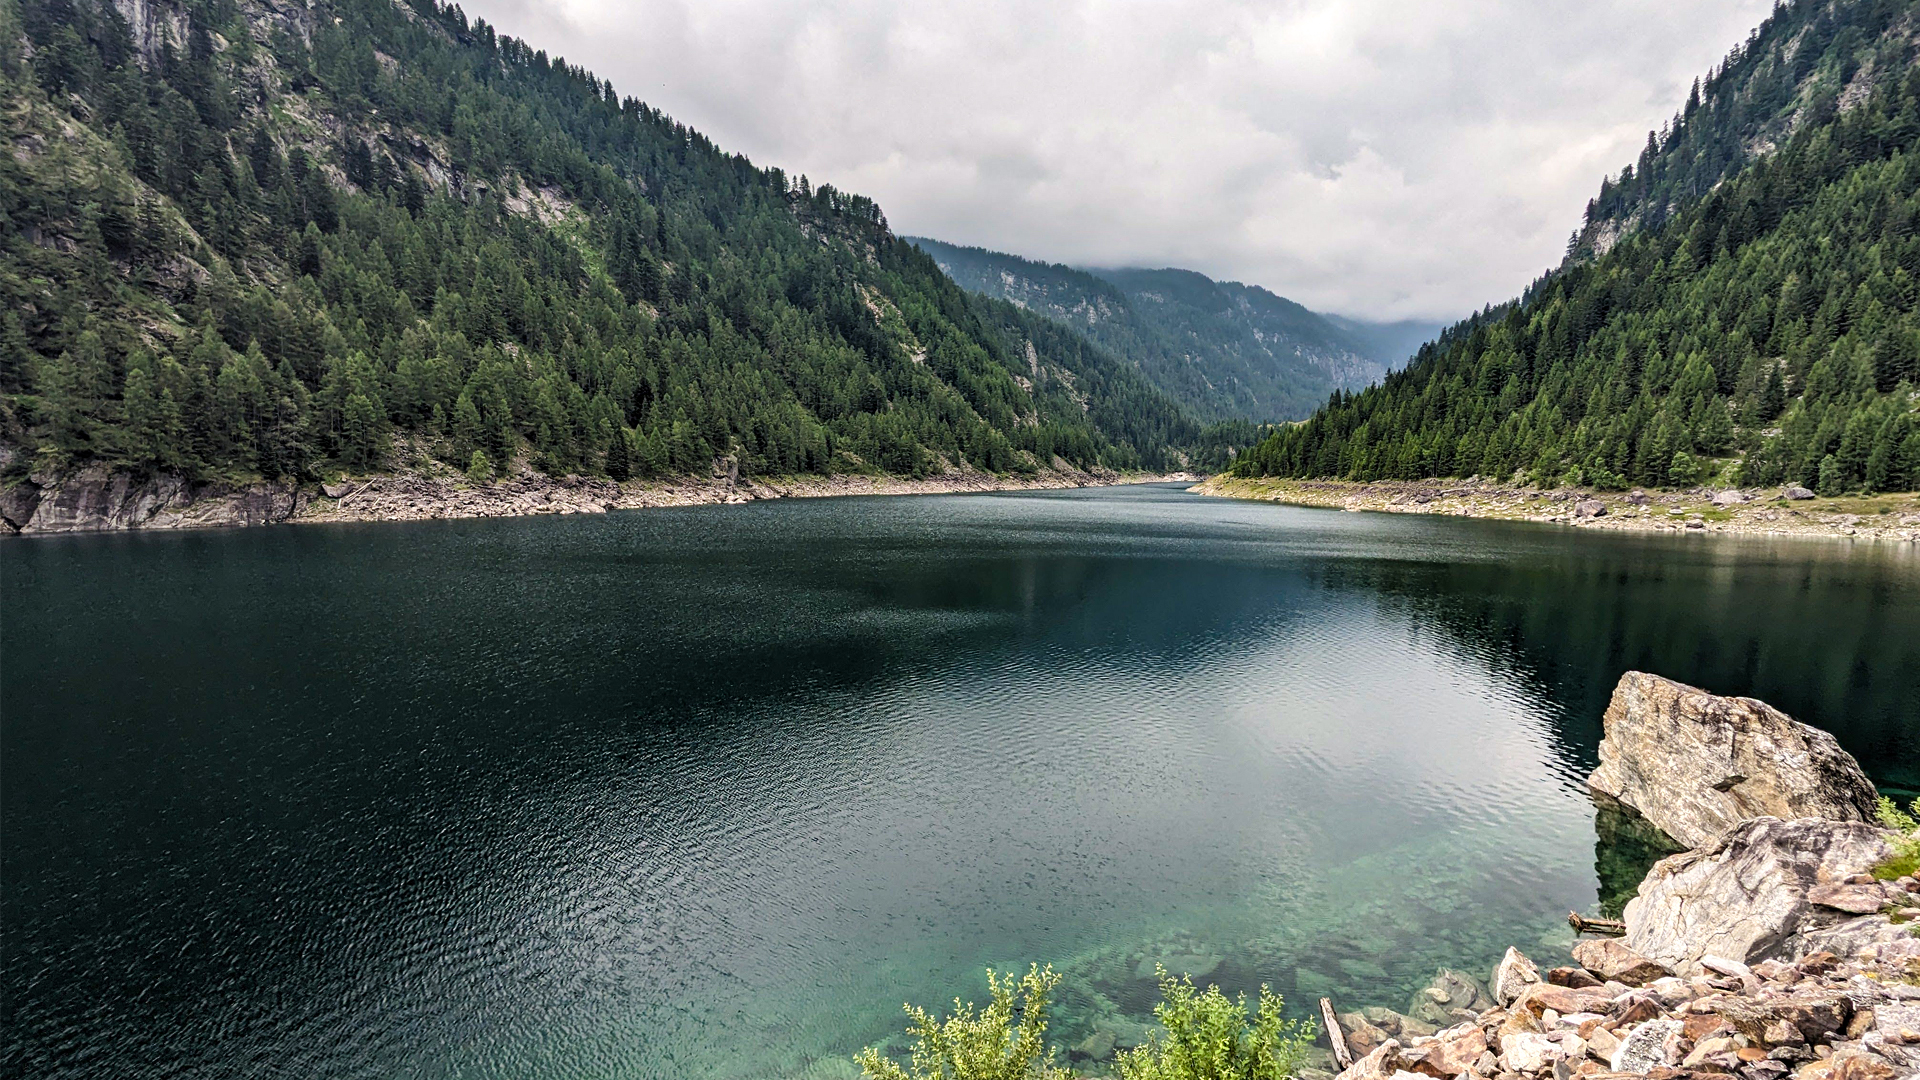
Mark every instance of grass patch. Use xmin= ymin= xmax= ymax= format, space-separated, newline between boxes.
xmin=1873 ymin=796 xmax=1920 ymax=881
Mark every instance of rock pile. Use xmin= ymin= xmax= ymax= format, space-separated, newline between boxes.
xmin=1329 ymin=929 xmax=1920 ymax=1080
xmin=1320 ymin=672 xmax=1920 ymax=1080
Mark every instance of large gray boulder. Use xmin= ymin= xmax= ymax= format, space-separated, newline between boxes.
xmin=1587 ymin=672 xmax=1880 ymax=848
xmin=1623 ymin=816 xmax=1895 ymax=975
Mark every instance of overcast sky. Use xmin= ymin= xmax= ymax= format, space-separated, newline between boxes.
xmin=462 ymin=0 xmax=1773 ymax=321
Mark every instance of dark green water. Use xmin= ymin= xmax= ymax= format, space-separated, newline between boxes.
xmin=4 ymin=483 xmax=1917 ymax=1079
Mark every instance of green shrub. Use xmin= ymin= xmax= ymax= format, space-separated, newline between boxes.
xmin=1875 ymin=795 xmax=1920 ymax=880
xmin=1116 ymin=967 xmax=1316 ymax=1080
xmin=856 ymin=965 xmax=1068 ymax=1080
xmin=467 ymin=450 xmax=494 ymax=484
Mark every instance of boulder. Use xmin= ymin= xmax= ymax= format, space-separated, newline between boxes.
xmin=1407 ymin=968 xmax=1490 ymax=1026
xmin=1498 ymin=1031 xmax=1560 ymax=1073
xmin=1336 ymin=1012 xmax=1391 ymax=1058
xmin=1783 ymin=485 xmax=1816 ymax=500
xmin=1623 ymin=817 xmax=1895 ymax=975
xmin=1510 ymin=982 xmax=1618 ymax=1020
xmin=1574 ymin=499 xmax=1607 ymax=518
xmin=1491 ymin=947 xmax=1540 ymax=1007
xmin=1330 ymin=1039 xmax=1405 ymax=1080
xmin=1546 ymin=966 xmax=1602 ymax=989
xmin=1710 ymin=489 xmax=1748 ymax=506
xmin=1570 ymin=939 xmax=1671 ymax=986
xmin=1714 ymin=990 xmax=1852 ymax=1043
xmin=1402 ymin=1025 xmax=1485 ymax=1078
xmin=1586 ymin=672 xmax=1880 ymax=848
xmin=1608 ymin=1016 xmax=1680 ymax=1073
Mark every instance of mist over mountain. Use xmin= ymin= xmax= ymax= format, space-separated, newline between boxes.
xmin=1239 ymin=0 xmax=1920 ymax=496
xmin=907 ymin=237 xmax=1442 ymax=423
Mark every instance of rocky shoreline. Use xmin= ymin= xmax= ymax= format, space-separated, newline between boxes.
xmin=1307 ymin=674 xmax=1920 ymax=1080
xmin=1196 ymin=476 xmax=1920 ymax=543
xmin=0 ymin=464 xmax=1196 ymax=535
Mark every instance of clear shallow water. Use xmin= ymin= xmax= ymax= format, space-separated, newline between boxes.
xmin=4 ymin=483 xmax=1918 ymax=1079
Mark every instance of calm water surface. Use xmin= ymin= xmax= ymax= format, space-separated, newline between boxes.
xmin=5 ymin=484 xmax=1918 ymax=1079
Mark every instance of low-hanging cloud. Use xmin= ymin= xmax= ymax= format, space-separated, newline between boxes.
xmin=462 ymin=0 xmax=1773 ymax=320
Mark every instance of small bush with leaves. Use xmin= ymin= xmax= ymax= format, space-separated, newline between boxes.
xmin=1116 ymin=967 xmax=1315 ymax=1080
xmin=1875 ymin=795 xmax=1920 ymax=880
xmin=856 ymin=964 xmax=1069 ymax=1080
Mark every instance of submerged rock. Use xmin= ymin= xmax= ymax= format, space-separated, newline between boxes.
xmin=1586 ymin=671 xmax=1880 ymax=848
xmin=1407 ymin=967 xmax=1491 ymax=1026
xmin=1623 ymin=816 xmax=1894 ymax=974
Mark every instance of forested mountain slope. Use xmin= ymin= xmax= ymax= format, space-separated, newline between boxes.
xmin=1569 ymin=0 xmax=1920 ymax=263
xmin=906 ymin=237 xmax=1437 ymax=423
xmin=1237 ymin=0 xmax=1920 ymax=495
xmin=0 ymin=0 xmax=1205 ymax=489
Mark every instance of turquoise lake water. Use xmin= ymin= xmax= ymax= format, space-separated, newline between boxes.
xmin=4 ymin=483 xmax=1917 ymax=1078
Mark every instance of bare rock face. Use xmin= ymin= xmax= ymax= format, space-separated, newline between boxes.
xmin=1623 ymin=816 xmax=1895 ymax=975
xmin=0 ymin=466 xmax=306 ymax=533
xmin=1587 ymin=672 xmax=1880 ymax=848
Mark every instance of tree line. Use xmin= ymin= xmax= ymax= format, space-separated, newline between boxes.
xmin=1237 ymin=6 xmax=1920 ymax=496
xmin=3 ymin=0 xmax=1219 ymax=487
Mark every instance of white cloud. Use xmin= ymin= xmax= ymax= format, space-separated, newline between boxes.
xmin=462 ymin=0 xmax=1774 ymax=320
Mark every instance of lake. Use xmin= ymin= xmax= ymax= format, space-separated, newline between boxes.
xmin=4 ymin=483 xmax=1917 ymax=1079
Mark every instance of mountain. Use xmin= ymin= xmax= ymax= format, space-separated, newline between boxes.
xmin=0 ymin=0 xmax=1209 ymax=490
xmin=1237 ymin=0 xmax=1920 ymax=496
xmin=1568 ymin=0 xmax=1920 ymax=264
xmin=904 ymin=237 xmax=1440 ymax=423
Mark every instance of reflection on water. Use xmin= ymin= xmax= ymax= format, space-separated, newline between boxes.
xmin=3 ymin=485 xmax=1915 ymax=1079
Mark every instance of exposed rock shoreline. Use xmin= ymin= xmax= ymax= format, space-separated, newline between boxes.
xmin=0 ymin=464 xmax=1196 ymax=535
xmin=1196 ymin=476 xmax=1920 ymax=543
xmin=1309 ymin=674 xmax=1920 ymax=1080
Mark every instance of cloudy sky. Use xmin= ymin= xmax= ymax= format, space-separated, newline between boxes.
xmin=463 ymin=0 xmax=1773 ymax=320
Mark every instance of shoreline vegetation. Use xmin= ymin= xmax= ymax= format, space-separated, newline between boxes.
xmin=0 ymin=464 xmax=1197 ymax=535
xmin=1195 ymin=475 xmax=1920 ymax=543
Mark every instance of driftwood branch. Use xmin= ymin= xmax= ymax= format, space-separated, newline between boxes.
xmin=1320 ymin=997 xmax=1353 ymax=1070
xmin=1569 ymin=911 xmax=1627 ymax=936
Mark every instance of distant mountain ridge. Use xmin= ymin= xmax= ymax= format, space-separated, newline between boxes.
xmin=904 ymin=238 xmax=1442 ymax=423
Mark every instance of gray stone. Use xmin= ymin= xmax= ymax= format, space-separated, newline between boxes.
xmin=1492 ymin=947 xmax=1540 ymax=1007
xmin=1570 ymin=938 xmax=1671 ymax=986
xmin=1498 ymin=1031 xmax=1560 ymax=1073
xmin=1783 ymin=486 xmax=1815 ymax=500
xmin=1587 ymin=672 xmax=1881 ymax=848
xmin=1608 ymin=1017 xmax=1681 ymax=1073
xmin=1711 ymin=489 xmax=1748 ymax=506
xmin=1624 ymin=817 xmax=1895 ymax=975
xmin=1574 ymin=499 xmax=1607 ymax=518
